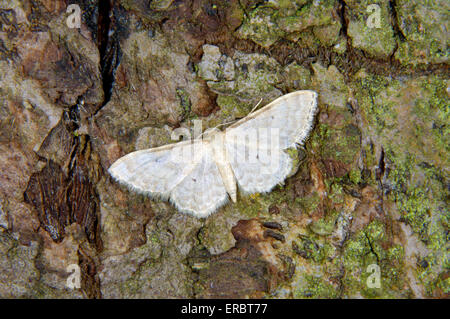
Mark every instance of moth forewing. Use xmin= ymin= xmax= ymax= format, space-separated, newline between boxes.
xmin=256 ymin=127 xmax=281 ymax=176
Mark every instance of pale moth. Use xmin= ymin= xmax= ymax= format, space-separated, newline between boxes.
xmin=109 ymin=90 xmax=318 ymax=218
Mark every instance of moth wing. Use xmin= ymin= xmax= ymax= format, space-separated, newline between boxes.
xmin=224 ymin=90 xmax=317 ymax=193
xmin=109 ymin=140 xmax=203 ymax=199
xmin=169 ymin=142 xmax=229 ymax=217
xmin=227 ymin=90 xmax=318 ymax=148
xmin=109 ymin=140 xmax=228 ymax=217
xmin=224 ymin=131 xmax=293 ymax=193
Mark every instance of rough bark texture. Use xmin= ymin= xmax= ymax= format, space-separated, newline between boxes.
xmin=0 ymin=0 xmax=448 ymax=298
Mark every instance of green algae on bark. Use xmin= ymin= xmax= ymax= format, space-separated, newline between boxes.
xmin=394 ymin=0 xmax=450 ymax=65
xmin=353 ymin=72 xmax=449 ymax=297
xmin=235 ymin=6 xmax=285 ymax=48
xmin=345 ymin=0 xmax=397 ymax=59
xmin=341 ymin=220 xmax=408 ymax=298
xmin=236 ymin=0 xmax=340 ymax=48
xmin=197 ymin=44 xmax=283 ymax=121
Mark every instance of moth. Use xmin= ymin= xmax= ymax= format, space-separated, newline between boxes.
xmin=109 ymin=90 xmax=318 ymax=217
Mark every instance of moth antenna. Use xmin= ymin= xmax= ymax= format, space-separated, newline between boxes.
xmin=249 ymin=98 xmax=263 ymax=114
xmin=196 ymin=98 xmax=264 ymax=139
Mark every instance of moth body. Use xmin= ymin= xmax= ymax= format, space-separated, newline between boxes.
xmin=207 ymin=130 xmax=237 ymax=202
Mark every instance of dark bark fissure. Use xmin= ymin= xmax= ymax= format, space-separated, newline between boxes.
xmin=389 ymin=0 xmax=406 ymax=42
xmin=376 ymin=147 xmax=386 ymax=184
xmin=97 ymin=0 xmax=116 ymax=108
xmin=387 ymin=0 xmax=402 ymax=61
xmin=89 ymin=0 xmax=121 ymax=118
xmin=78 ymin=247 xmax=102 ymax=299
xmin=61 ymin=0 xmax=121 ymax=298
xmin=364 ymin=232 xmax=380 ymax=264
xmin=337 ymin=0 xmax=348 ymax=38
